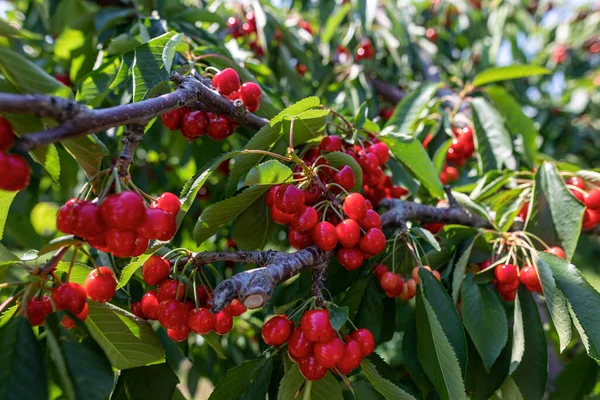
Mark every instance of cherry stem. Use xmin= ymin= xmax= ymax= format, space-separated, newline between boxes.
xmin=322 ymin=106 xmax=352 ymax=131
xmin=66 ymin=245 xmax=79 ymax=282
xmin=286 ymin=297 xmax=313 ymax=321
xmin=241 ymin=149 xmax=291 ymax=163
xmin=192 ymin=271 xmax=200 ymax=312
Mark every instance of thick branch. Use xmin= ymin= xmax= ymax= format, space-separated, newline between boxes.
xmin=369 ymin=77 xmax=406 ymax=104
xmin=116 ymin=124 xmax=146 ymax=175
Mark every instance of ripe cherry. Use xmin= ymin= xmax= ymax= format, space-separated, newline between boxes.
xmin=0 ymin=154 xmax=30 ymax=191
xmin=167 ymin=325 xmax=190 ymax=342
xmin=298 ymin=354 xmax=328 ymax=381
xmin=152 ymin=192 xmax=181 ymax=215
xmin=497 ymin=279 xmax=520 ymax=293
xmin=358 ymin=152 xmax=380 ymax=173
xmin=336 ymin=338 xmax=363 ymax=375
xmin=52 ymin=282 xmax=87 ymax=314
xmin=583 ymin=208 xmax=600 ymax=229
xmin=100 ymin=191 xmax=145 ymax=230
xmin=445 ymin=166 xmax=459 ymax=182
xmin=137 ymin=208 xmax=175 ymax=240
xmin=584 ymin=189 xmax=600 ymax=210
xmin=142 ymin=256 xmax=171 ymax=286
xmin=270 ymin=206 xmax=294 ymax=225
xmin=351 ymin=328 xmax=375 ymax=357
xmin=319 ymin=136 xmax=343 ymax=152
xmin=519 ymin=266 xmax=541 ymax=291
xmin=359 ymin=228 xmax=386 ymax=255
xmin=27 ymin=296 xmax=53 ymax=326
xmin=266 ymin=185 xmax=280 ymax=207
xmin=288 ymin=229 xmax=314 ymax=250
xmin=373 ymin=264 xmax=388 ymax=282
xmin=214 ymin=309 xmax=233 ymax=335
xmin=131 ymin=301 xmax=145 ymax=319
xmin=181 ymin=110 xmax=209 ymax=139
xmin=158 ymin=300 xmax=189 ymax=329
xmin=358 ymin=210 xmax=381 ymax=230
xmin=161 ymin=109 xmax=184 ymax=130
xmin=333 ymin=166 xmax=356 ymax=191
xmin=385 ymin=275 xmax=404 ymax=298
xmin=61 ymin=303 xmax=89 ymax=329
xmin=0 ymin=116 xmax=15 ymax=152
xmin=380 ymin=272 xmax=400 ymax=292
xmin=303 ymin=185 xmax=322 ymax=205
xmin=343 ymin=193 xmax=368 ymax=221
xmin=141 ymin=291 xmax=160 ymax=320
xmin=262 ymin=315 xmax=293 ymax=346
xmin=336 ymin=247 xmax=364 ymax=270
xmin=425 ymin=28 xmax=437 ymax=41
xmin=288 ymin=326 xmax=314 ymax=359
xmin=314 ymin=336 xmax=345 ymax=368
xmin=72 ymin=201 xmax=105 ymax=239
xmin=275 ymin=184 xmax=305 ymax=214
xmin=367 ymin=143 xmax=389 ymax=165
xmin=291 ymin=206 xmax=318 ymax=232
xmin=207 ymin=115 xmax=232 ymax=141
xmin=240 ymin=82 xmax=262 ymax=108
xmin=188 ymin=308 xmax=215 ymax=334
xmin=212 ymin=68 xmax=241 ymax=96
xmin=571 ymin=189 xmax=585 ymax=203
xmin=545 ymin=246 xmax=566 ymax=260
xmin=226 ymin=299 xmax=246 ymax=316
xmin=84 ymin=267 xmax=116 ymax=303
xmin=312 ymin=221 xmax=338 ymax=251
xmin=494 ymin=264 xmax=519 ymax=283
xmin=56 ymin=198 xmax=79 ymax=234
xmin=131 ymin=237 xmax=149 ymax=257
xmin=106 ymin=229 xmax=136 ymax=257
xmin=336 ymin=219 xmax=361 ymax=248
xmin=565 ymin=176 xmax=586 ymax=190
xmin=301 ymin=309 xmax=335 ymax=343
xmin=157 ymin=279 xmax=185 ymax=303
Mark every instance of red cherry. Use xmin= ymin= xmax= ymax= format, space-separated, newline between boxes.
xmin=336 ymin=247 xmax=364 ymax=270
xmin=188 ymin=308 xmax=215 ymax=334
xmin=358 ymin=210 xmax=381 ymax=230
xmin=167 ymin=325 xmax=190 ymax=342
xmin=0 ymin=116 xmax=15 ymax=152
xmin=226 ymin=299 xmax=246 ymax=316
xmin=266 ymin=185 xmax=280 ymax=207
xmin=161 ymin=109 xmax=184 ymax=130
xmin=312 ymin=221 xmax=338 ymax=251
xmin=570 ymin=189 xmax=585 ymax=203
xmin=27 ymin=296 xmax=53 ymax=326
xmin=288 ymin=326 xmax=315 ymax=359
xmin=390 ymin=186 xmax=409 ymax=198
xmin=303 ymin=185 xmax=322 ymax=205
xmin=181 ymin=110 xmax=209 ymax=139
xmin=0 ymin=154 xmax=30 ymax=191
xmin=445 ymin=147 xmax=463 ymax=165
xmin=412 ymin=265 xmax=433 ymax=284
xmin=275 ymin=184 xmax=305 ymax=214
xmin=262 ymin=315 xmax=293 ymax=346
xmin=212 ymin=68 xmax=241 ymax=96
xmin=445 ymin=166 xmax=459 ymax=182
xmin=207 ymin=115 xmax=232 ymax=140
xmin=406 ymin=278 xmax=418 ymax=297
xmin=301 ymin=309 xmax=335 ymax=343
xmin=56 ymin=198 xmax=79 ymax=234
xmin=583 ymin=208 xmax=600 ymax=229
xmin=494 ymin=264 xmax=519 ymax=283
xmin=544 ymin=246 xmax=566 ymax=260
xmin=367 ymin=143 xmax=389 ymax=165
xmin=343 ymin=193 xmax=368 ymax=221
xmin=517 ymin=202 xmax=529 ymax=220
xmin=336 ymin=219 xmax=361 ymax=248
xmin=450 ymin=138 xmax=467 ymax=156
xmin=52 ymin=282 xmax=87 ymax=314
xmin=497 ymin=279 xmax=519 ymax=293
xmin=501 ymin=290 xmax=518 ymax=302
xmin=105 ymin=229 xmax=136 ymax=257
xmin=351 ymin=328 xmax=375 ymax=357
xmin=270 ymin=206 xmax=294 ymax=225
xmin=131 ymin=237 xmax=149 ymax=257
xmin=319 ymin=136 xmax=343 ymax=152
xmin=373 ymin=264 xmax=388 ymax=282
xmin=158 ymin=300 xmax=189 ymax=329
xmin=196 ymin=285 xmax=210 ymax=306
xmin=358 ymin=152 xmax=379 ymax=173
xmin=214 ymin=309 xmax=233 ymax=335
xmin=142 ymin=256 xmax=171 ymax=286
xmin=152 ymin=192 xmax=181 ymax=215
xmin=380 ymin=272 xmax=399 ymax=292
xmin=519 ymin=266 xmax=542 ymax=292
xmin=333 ymin=166 xmax=356 ymax=191
xmin=61 ymin=303 xmax=88 ymax=329
xmin=131 ymin=301 xmax=145 ymax=319
xmin=565 ymin=176 xmax=586 ymax=190
xmin=425 ymin=28 xmax=437 ymax=41
xmin=288 ymin=229 xmax=314 ymax=250
xmin=141 ymin=291 xmax=160 ymax=320
xmin=314 ymin=336 xmax=345 ymax=368
xmin=584 ymin=189 xmax=600 ymax=210
xmin=157 ymin=279 xmax=185 ymax=303
xmin=298 ymin=354 xmax=328 ymax=381
xmin=291 ymin=206 xmax=319 ymax=232
xmin=99 ymin=191 xmax=145 ymax=230
xmin=240 ymin=82 xmax=262 ymax=108
xmin=385 ymin=275 xmax=404 ymax=298
xmin=72 ymin=201 xmax=105 ymax=239
xmin=336 ymin=338 xmax=363 ymax=375
xmin=84 ymin=267 xmax=116 ymax=303
xmin=358 ymin=228 xmax=386 ymax=255
xmin=137 ymin=208 xmax=175 ymax=240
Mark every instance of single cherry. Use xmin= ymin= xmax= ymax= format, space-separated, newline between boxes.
xmin=131 ymin=301 xmax=145 ymax=319
xmin=0 ymin=116 xmax=15 ymax=152
xmin=61 ymin=303 xmax=89 ymax=329
xmin=270 ymin=206 xmax=294 ymax=225
xmin=152 ymin=192 xmax=181 ymax=215
xmin=214 ymin=309 xmax=233 ymax=335
xmin=52 ymin=282 xmax=87 ymax=314
xmin=275 ymin=184 xmax=305 ymax=214
xmin=301 ymin=309 xmax=335 ymax=343
xmin=291 ymin=206 xmax=318 ymax=232
xmin=336 ymin=219 xmax=361 ymax=248
xmin=240 ymin=82 xmax=262 ymax=108
xmin=212 ymin=68 xmax=241 ymax=96
xmin=181 ymin=110 xmax=209 ymax=139
xmin=99 ymin=191 xmax=145 ymax=230
xmin=351 ymin=328 xmax=375 ymax=357
xmin=72 ymin=201 xmax=105 ymax=239
xmin=157 ymin=279 xmax=185 ymax=303
xmin=167 ymin=325 xmax=190 ymax=342
xmin=161 ymin=109 xmax=184 ymax=130
xmin=188 ymin=308 xmax=215 ymax=334
xmin=367 ymin=143 xmax=389 ymax=165
xmin=545 ymin=246 xmax=566 ymax=260
xmin=333 ymin=166 xmax=356 ymax=191
xmin=314 ymin=336 xmax=345 ymax=368
xmin=358 ymin=228 xmax=386 ymax=255
xmin=585 ymin=189 xmax=600 ymax=210
xmin=262 ymin=315 xmax=293 ymax=346
xmin=288 ymin=326 xmax=315 ymax=359
xmin=158 ymin=300 xmax=189 ymax=329
xmin=336 ymin=247 xmax=364 ymax=271
xmin=319 ymin=136 xmax=343 ymax=152
xmin=565 ymin=176 xmax=586 ymax=190
xmin=105 ymin=229 xmax=136 ymax=257
xmin=141 ymin=291 xmax=160 ymax=320
xmin=226 ymin=299 xmax=246 ymax=316
xmin=142 ymin=256 xmax=171 ymax=286
xmin=27 ymin=296 xmax=53 ymax=326
xmin=298 ymin=354 xmax=328 ymax=381
xmin=312 ymin=221 xmax=338 ymax=251
xmin=84 ymin=266 xmax=117 ymax=302
xmin=336 ymin=338 xmax=363 ymax=375
xmin=0 ymin=154 xmax=30 ymax=191
xmin=207 ymin=115 xmax=232 ymax=141
xmin=56 ymin=198 xmax=79 ymax=234
xmin=494 ymin=264 xmax=519 ymax=283
xmin=288 ymin=229 xmax=314 ymax=250
xmin=343 ymin=193 xmax=368 ymax=221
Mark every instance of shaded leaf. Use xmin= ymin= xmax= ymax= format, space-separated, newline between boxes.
xmin=385 ymin=82 xmax=440 ymax=134
xmin=361 ymin=358 xmax=417 ymax=400
xmin=115 ymin=363 xmax=179 ymax=400
xmin=277 ymin=363 xmax=304 ymax=400
xmin=209 ymin=358 xmax=267 ymax=400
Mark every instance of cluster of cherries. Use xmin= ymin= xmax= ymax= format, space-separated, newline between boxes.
xmin=261 ymin=309 xmax=375 ymax=380
xmin=565 ymin=176 xmax=600 ymax=230
xmin=482 ymin=246 xmax=565 ymax=301
xmin=373 ymin=264 xmax=441 ymax=300
xmin=161 ymin=68 xmax=262 ymax=141
xmin=0 ymin=116 xmax=30 ymax=191
xmin=131 ymin=256 xmax=246 ymax=342
xmin=56 ymin=191 xmax=180 ymax=258
xmin=226 ymin=12 xmax=264 ymax=57
xmin=439 ymin=125 xmax=476 ymax=185
xmin=27 ymin=266 xmax=117 ymax=328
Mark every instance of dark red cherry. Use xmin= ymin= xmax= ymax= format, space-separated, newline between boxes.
xmin=27 ymin=296 xmax=52 ymax=326
xmin=158 ymin=300 xmax=189 ymax=329
xmin=181 ymin=110 xmax=209 ymax=139
xmin=99 ymin=191 xmax=145 ymax=230
xmin=336 ymin=247 xmax=364 ymax=270
xmin=142 ymin=256 xmax=171 ymax=286
xmin=275 ymin=184 xmax=305 ymax=214
xmin=298 ymin=354 xmax=328 ymax=381
xmin=301 ymin=309 xmax=335 ymax=343
xmin=240 ymin=82 xmax=262 ymax=107
xmin=0 ymin=116 xmax=15 ymax=152
xmin=288 ymin=326 xmax=315 ymax=359
xmin=314 ymin=336 xmax=345 ymax=368
xmin=207 ymin=115 xmax=232 ymax=141
xmin=161 ymin=109 xmax=184 ymax=130
xmin=262 ymin=315 xmax=293 ymax=346
xmin=312 ymin=221 xmax=338 ymax=251
xmin=52 ymin=282 xmax=87 ymax=314
xmin=319 ymin=136 xmax=343 ymax=152
xmin=188 ymin=308 xmax=215 ymax=334
xmin=291 ymin=206 xmax=318 ymax=232
xmin=141 ymin=291 xmax=160 ymax=320
xmin=335 ymin=219 xmax=361 ymax=248
xmin=288 ymin=229 xmax=314 ymax=250
xmin=333 ymin=166 xmax=356 ymax=191
xmin=167 ymin=325 xmax=190 ymax=342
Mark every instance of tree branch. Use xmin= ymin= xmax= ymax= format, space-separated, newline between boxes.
xmin=116 ymin=124 xmax=146 ymax=176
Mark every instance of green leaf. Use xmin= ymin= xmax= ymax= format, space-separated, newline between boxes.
xmin=465 ymin=335 xmax=511 ymax=400
xmin=354 ymin=279 xmax=391 ymax=343
xmin=208 ymin=358 xmax=267 ymax=400
xmin=451 ymin=191 xmax=494 ymax=227
xmin=132 ymin=31 xmax=178 ymax=102
xmin=472 ymin=65 xmax=550 ymax=87
xmin=0 ymin=317 xmax=48 ymax=400
xmin=56 ymin=261 xmax=92 ymax=285
xmin=321 ymin=3 xmax=352 ymax=46
xmin=162 ymin=33 xmax=187 ymax=73
xmin=0 ymin=19 xmax=42 ymax=39
xmin=411 ymin=227 xmax=441 ymax=251
xmin=243 ymin=160 xmax=294 ymax=187
xmin=486 ymin=86 xmax=538 ymax=167
xmin=471 ymin=97 xmax=515 ymax=173
xmin=232 ymin=196 xmax=271 ymax=250
xmin=511 ymin=288 xmax=548 ymax=400
xmin=85 ymin=301 xmax=165 ymax=370
xmin=0 ymin=191 xmax=17 ymax=241
xmin=379 ymin=131 xmax=444 ymax=198
xmin=62 ymin=135 xmax=109 ymax=178
xmin=304 ymin=372 xmax=343 ymax=400
xmin=240 ymin=357 xmax=273 ymax=400
xmin=194 ymin=185 xmax=271 ymax=245
xmin=361 ymin=359 xmax=417 ymax=400
xmin=277 ymin=363 xmax=304 ymax=400
xmin=202 ymin=331 xmax=227 ymax=360
xmin=498 ymin=377 xmax=524 ymax=400
xmin=385 ymin=82 xmax=440 ymax=134
xmin=451 ymin=239 xmax=475 ymax=304
xmin=509 ymin=283 xmax=525 ymax=374
xmin=45 ymin=313 xmax=114 ymax=400
xmin=323 ymin=151 xmax=363 ymax=192
xmin=329 ymin=306 xmax=349 ymax=331
xmin=115 ymin=363 xmax=179 ymax=400
xmin=416 ymin=270 xmax=467 ymax=400
xmin=169 ymin=9 xmax=227 ymax=26
xmin=76 ymin=57 xmax=121 ymax=106
xmin=353 ymin=381 xmax=385 ymax=400
xmin=0 ymin=47 xmax=72 ymax=98
xmin=548 ymin=351 xmax=599 ymax=400
xmin=533 ymin=254 xmax=572 ymax=352
xmin=526 ymin=162 xmax=585 ymax=260
xmin=461 ymin=273 xmax=508 ymax=370
xmin=283 ymin=109 xmax=329 ymax=146
xmin=542 ymin=253 xmax=600 ymax=361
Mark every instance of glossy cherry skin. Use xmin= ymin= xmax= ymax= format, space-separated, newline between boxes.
xmin=291 ymin=206 xmax=318 ymax=232
xmin=565 ymin=176 xmax=586 ymax=190
xmin=152 ymin=192 xmax=181 ymax=215
xmin=207 ymin=115 xmax=232 ymax=141
xmin=72 ymin=201 xmax=105 ymax=239
xmin=142 ymin=256 xmax=171 ymax=286
xmin=406 ymin=278 xmax=418 ymax=298
xmin=319 ymin=136 xmax=343 ymax=152
xmin=27 ymin=296 xmax=53 ymax=326
xmin=266 ymin=185 xmax=280 ymax=207
xmin=131 ymin=301 xmax=145 ymax=319
xmin=61 ymin=303 xmax=89 ymax=329
xmin=380 ymin=272 xmax=400 ymax=292
xmin=270 ymin=206 xmax=294 ymax=225
xmin=275 ymin=184 xmax=305 ymax=214
xmin=367 ymin=142 xmax=389 ymax=165
xmin=188 ymin=308 xmax=215 ymax=334
xmin=314 ymin=336 xmax=345 ymax=368
xmin=158 ymin=300 xmax=189 ymax=329
xmin=262 ymin=315 xmax=293 ymax=346
xmin=56 ymin=198 xmax=79 ymax=234
xmin=226 ymin=299 xmax=246 ymax=317
xmin=288 ymin=229 xmax=314 ymax=250
xmin=351 ymin=328 xmax=376 ymax=357
xmin=373 ymin=264 xmax=388 ymax=282
xmin=99 ymin=191 xmax=145 ymax=230
xmin=333 ymin=166 xmax=356 ymax=191
xmin=336 ymin=338 xmax=363 ymax=375
xmin=214 ymin=309 xmax=234 ymax=335
xmin=335 ymin=219 xmax=361 ymax=248
xmin=137 ymin=208 xmax=176 ymax=240
xmin=84 ymin=267 xmax=116 ymax=302
xmin=161 ymin=109 xmax=184 ymax=130
xmin=583 ymin=208 xmax=600 ymax=229
xmin=303 ymin=185 xmax=322 ymax=206
xmin=0 ymin=154 xmax=30 ymax=191
xmin=156 ymin=280 xmax=185 ymax=303
xmin=358 ymin=210 xmax=381 ymax=230
xmin=181 ymin=111 xmax=209 ymax=139
xmin=0 ymin=116 xmax=14 ymax=152
xmin=52 ymin=282 xmax=87 ymax=314
xmin=288 ymin=326 xmax=315 ymax=360
xmin=301 ymin=309 xmax=335 ymax=343
xmin=131 ymin=237 xmax=149 ymax=257
xmin=312 ymin=221 xmax=339 ymax=251
xmin=240 ymin=82 xmax=262 ymax=107
xmin=494 ymin=264 xmax=519 ymax=283
xmin=585 ymin=189 xmax=600 ymax=210
xmin=141 ymin=291 xmax=160 ymax=320
xmin=358 ymin=228 xmax=386 ymax=255
xmin=106 ymin=229 xmax=136 ymax=257
xmin=212 ymin=68 xmax=241 ymax=96
xmin=298 ymin=354 xmax=328 ymax=381
xmin=343 ymin=193 xmax=368 ymax=221
xmin=544 ymin=246 xmax=566 ymax=260
xmin=336 ymin=247 xmax=364 ymax=271
xmin=519 ymin=266 xmax=542 ymax=291
xmin=167 ymin=325 xmax=190 ymax=342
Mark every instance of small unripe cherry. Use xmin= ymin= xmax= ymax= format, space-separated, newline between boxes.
xmin=407 ymin=279 xmax=418 ymax=297
xmin=84 ymin=266 xmax=117 ymax=303
xmin=262 ymin=315 xmax=293 ymax=346
xmin=494 ymin=264 xmax=519 ymax=284
xmin=411 ymin=265 xmax=432 ymax=284
xmin=380 ymin=272 xmax=399 ymax=292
